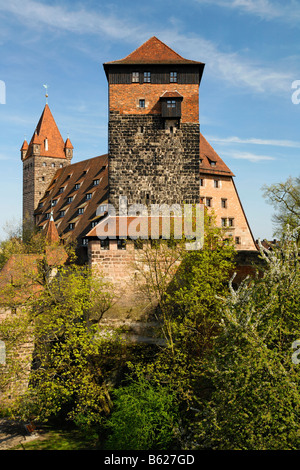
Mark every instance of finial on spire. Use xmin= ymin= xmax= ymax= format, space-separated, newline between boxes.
xmin=43 ymin=84 xmax=49 ymax=104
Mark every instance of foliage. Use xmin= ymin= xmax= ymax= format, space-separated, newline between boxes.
xmin=2 ymin=265 xmax=119 ymax=429
xmin=104 ymin=373 xmax=180 ymax=450
xmin=262 ymin=176 xmax=300 ymax=241
xmin=192 ymin=227 xmax=300 ymax=450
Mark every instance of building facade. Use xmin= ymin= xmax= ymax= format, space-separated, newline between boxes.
xmin=20 ymin=37 xmax=256 ymax=287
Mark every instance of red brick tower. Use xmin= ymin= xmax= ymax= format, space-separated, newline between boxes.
xmin=103 ymin=37 xmax=205 ymax=211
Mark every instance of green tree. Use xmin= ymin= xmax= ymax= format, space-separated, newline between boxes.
xmin=193 ymin=227 xmax=300 ymax=450
xmin=104 ymin=374 xmax=180 ymax=450
xmin=1 ymin=265 xmax=119 ymax=429
xmin=262 ymin=175 xmax=300 ymax=242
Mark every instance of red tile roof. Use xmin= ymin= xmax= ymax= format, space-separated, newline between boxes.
xmin=23 ymin=104 xmax=69 ymax=160
xmin=105 ymin=36 xmax=204 ymax=65
xmin=200 ymin=133 xmax=234 ymax=176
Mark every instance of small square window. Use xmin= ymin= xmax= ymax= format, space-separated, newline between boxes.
xmin=100 ymin=239 xmax=109 ymax=250
xmin=170 ymin=71 xmax=177 ymax=83
xmin=139 ymin=99 xmax=145 ymax=108
xmin=132 ymin=72 xmax=139 ymax=83
xmin=144 ymin=72 xmax=151 ymax=83
xmin=167 ymin=100 xmax=176 ymax=108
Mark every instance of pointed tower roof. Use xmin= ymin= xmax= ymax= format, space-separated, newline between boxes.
xmin=104 ymin=36 xmax=204 ymax=65
xmin=64 ymin=137 xmax=74 ymax=149
xmin=44 ymin=212 xmax=60 ymax=245
xmin=20 ymin=139 xmax=28 ymax=151
xmin=23 ymin=104 xmax=67 ymax=160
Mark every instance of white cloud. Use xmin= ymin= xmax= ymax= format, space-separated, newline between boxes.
xmin=195 ymin=0 xmax=300 ymax=23
xmin=0 ymin=0 xmax=142 ymax=41
xmin=207 ymin=135 xmax=300 ymax=148
xmin=229 ymin=151 xmax=276 ymax=162
xmin=0 ymin=0 xmax=294 ymax=95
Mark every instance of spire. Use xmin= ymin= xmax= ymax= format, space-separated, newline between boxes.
xmin=44 ymin=213 xmax=60 ymax=245
xmin=23 ymin=104 xmax=67 ymax=161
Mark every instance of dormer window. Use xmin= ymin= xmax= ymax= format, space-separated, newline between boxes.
xmin=58 ymin=187 xmax=65 ymax=194
xmin=59 ymin=210 xmax=65 ymax=218
xmin=86 ymin=193 xmax=92 ymax=200
xmin=78 ymin=207 xmax=84 ymax=215
xmin=93 ymin=179 xmax=99 ymax=186
xmin=74 ymin=183 xmax=80 ymax=190
xmin=139 ymin=99 xmax=145 ymax=108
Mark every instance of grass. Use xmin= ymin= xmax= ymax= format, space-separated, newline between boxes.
xmin=13 ymin=427 xmax=101 ymax=450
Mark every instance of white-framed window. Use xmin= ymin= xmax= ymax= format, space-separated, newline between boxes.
xmin=144 ymin=71 xmax=151 ymax=83
xmin=139 ymin=99 xmax=145 ymax=108
xmin=132 ymin=72 xmax=139 ymax=82
xmin=170 ymin=71 xmax=177 ymax=83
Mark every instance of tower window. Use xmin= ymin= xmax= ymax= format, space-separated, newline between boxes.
xmin=144 ymin=72 xmax=151 ymax=83
xmin=44 ymin=138 xmax=48 ymax=151
xmin=43 ymin=162 xmax=46 ymax=167
xmin=167 ymin=100 xmax=176 ymax=108
xmin=139 ymin=99 xmax=145 ymax=108
xmin=170 ymin=71 xmax=177 ymax=82
xmin=132 ymin=72 xmax=139 ymax=83
xmin=51 ymin=163 xmax=55 ymax=168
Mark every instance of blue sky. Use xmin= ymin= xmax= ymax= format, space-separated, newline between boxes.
xmin=0 ymin=0 xmax=299 ymax=241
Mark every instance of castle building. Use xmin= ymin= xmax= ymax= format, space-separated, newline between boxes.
xmin=21 ymin=37 xmax=256 ymax=270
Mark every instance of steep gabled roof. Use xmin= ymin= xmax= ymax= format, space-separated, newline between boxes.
xmin=104 ymin=36 xmax=204 ymax=65
xmin=200 ymin=133 xmax=234 ymax=177
xmin=23 ymin=104 xmax=69 ymax=160
xmin=34 ymin=154 xmax=109 ymax=244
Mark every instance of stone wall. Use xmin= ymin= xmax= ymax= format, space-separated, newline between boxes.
xmin=108 ymin=111 xmax=200 ymax=211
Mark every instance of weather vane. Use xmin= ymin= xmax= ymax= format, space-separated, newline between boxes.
xmin=43 ymin=84 xmax=49 ymax=104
